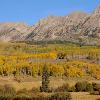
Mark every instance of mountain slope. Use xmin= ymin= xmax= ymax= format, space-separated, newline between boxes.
xmin=27 ymin=7 xmax=100 ymax=45
xmin=0 ymin=7 xmax=100 ymax=45
xmin=0 ymin=23 xmax=33 ymax=42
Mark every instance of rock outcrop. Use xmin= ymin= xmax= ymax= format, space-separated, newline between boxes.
xmin=0 ymin=23 xmax=33 ymax=42
xmin=26 ymin=7 xmax=100 ymax=45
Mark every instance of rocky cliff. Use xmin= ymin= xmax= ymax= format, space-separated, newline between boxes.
xmin=27 ymin=7 xmax=100 ymax=45
xmin=0 ymin=23 xmax=33 ymax=42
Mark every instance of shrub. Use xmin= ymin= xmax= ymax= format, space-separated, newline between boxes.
xmin=50 ymin=92 xmax=72 ymax=100
xmin=32 ymin=93 xmax=50 ymax=100
xmin=92 ymin=83 xmax=100 ymax=91
xmin=99 ymin=89 xmax=100 ymax=95
xmin=57 ymin=53 xmax=66 ymax=59
xmin=48 ymin=87 xmax=55 ymax=93
xmin=90 ymin=83 xmax=100 ymax=95
xmin=15 ymin=88 xmax=32 ymax=99
xmin=69 ymin=86 xmax=76 ymax=92
xmin=55 ymin=83 xmax=70 ymax=92
xmin=15 ymin=93 xmax=49 ymax=100
xmin=0 ymin=84 xmax=16 ymax=98
xmin=86 ymin=83 xmax=93 ymax=92
xmin=16 ymin=88 xmax=31 ymax=98
xmin=75 ymin=81 xmax=88 ymax=92
xmin=31 ymin=87 xmax=40 ymax=93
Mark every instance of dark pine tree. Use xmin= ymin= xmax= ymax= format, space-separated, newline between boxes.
xmin=40 ymin=64 xmax=50 ymax=92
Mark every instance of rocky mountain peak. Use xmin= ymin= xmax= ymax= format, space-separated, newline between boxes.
xmin=27 ymin=7 xmax=100 ymax=45
xmin=0 ymin=7 xmax=100 ymax=45
xmin=93 ymin=6 xmax=100 ymax=14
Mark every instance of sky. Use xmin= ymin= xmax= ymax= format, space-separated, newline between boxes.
xmin=0 ymin=0 xmax=100 ymax=25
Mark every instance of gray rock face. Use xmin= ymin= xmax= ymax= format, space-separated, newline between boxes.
xmin=0 ymin=23 xmax=33 ymax=42
xmin=27 ymin=7 xmax=100 ymax=45
xmin=0 ymin=7 xmax=100 ymax=45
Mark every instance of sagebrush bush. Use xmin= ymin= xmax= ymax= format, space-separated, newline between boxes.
xmin=33 ymin=93 xmax=50 ymax=100
xmin=55 ymin=83 xmax=70 ymax=92
xmin=16 ymin=88 xmax=31 ymax=98
xmin=90 ymin=83 xmax=100 ymax=95
xmin=0 ymin=84 xmax=16 ymax=98
xmin=69 ymin=86 xmax=76 ymax=92
xmin=48 ymin=87 xmax=55 ymax=93
xmin=15 ymin=92 xmax=72 ymax=100
xmin=86 ymin=83 xmax=93 ymax=92
xmin=30 ymin=87 xmax=40 ymax=93
xmin=50 ymin=92 xmax=72 ymax=100
xmin=92 ymin=83 xmax=100 ymax=91
xmin=75 ymin=81 xmax=88 ymax=92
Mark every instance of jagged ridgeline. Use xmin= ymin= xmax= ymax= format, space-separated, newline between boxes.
xmin=0 ymin=7 xmax=100 ymax=45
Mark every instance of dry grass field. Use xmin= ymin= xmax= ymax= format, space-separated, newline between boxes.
xmin=0 ymin=76 xmax=99 ymax=90
xmin=71 ymin=92 xmax=100 ymax=100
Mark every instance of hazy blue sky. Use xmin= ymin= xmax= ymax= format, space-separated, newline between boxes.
xmin=0 ymin=0 xmax=100 ymax=25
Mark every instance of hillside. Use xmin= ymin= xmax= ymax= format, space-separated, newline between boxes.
xmin=27 ymin=6 xmax=100 ymax=45
xmin=0 ymin=23 xmax=33 ymax=42
xmin=0 ymin=7 xmax=100 ymax=45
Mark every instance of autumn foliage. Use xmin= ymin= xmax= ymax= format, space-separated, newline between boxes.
xmin=0 ymin=42 xmax=99 ymax=79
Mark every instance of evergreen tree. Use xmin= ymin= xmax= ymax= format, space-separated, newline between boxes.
xmin=40 ymin=64 xmax=50 ymax=92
